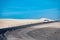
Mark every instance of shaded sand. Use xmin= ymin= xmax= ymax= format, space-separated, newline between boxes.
xmin=31 ymin=22 xmax=60 ymax=28
xmin=4 ymin=21 xmax=60 ymax=40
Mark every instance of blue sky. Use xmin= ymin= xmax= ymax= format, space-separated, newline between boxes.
xmin=0 ymin=0 xmax=60 ymax=20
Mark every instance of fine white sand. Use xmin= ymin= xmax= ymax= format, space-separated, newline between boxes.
xmin=0 ymin=19 xmax=42 ymax=29
xmin=0 ymin=18 xmax=57 ymax=29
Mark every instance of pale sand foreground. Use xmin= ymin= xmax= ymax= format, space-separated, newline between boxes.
xmin=0 ymin=19 xmax=43 ymax=29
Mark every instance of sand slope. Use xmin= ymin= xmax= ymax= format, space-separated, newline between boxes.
xmin=0 ymin=19 xmax=43 ymax=29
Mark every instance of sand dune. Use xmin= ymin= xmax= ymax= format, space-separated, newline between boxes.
xmin=0 ymin=19 xmax=43 ymax=29
xmin=0 ymin=19 xmax=60 ymax=40
xmin=0 ymin=18 xmax=56 ymax=29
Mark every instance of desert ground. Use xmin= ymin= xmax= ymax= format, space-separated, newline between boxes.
xmin=4 ymin=21 xmax=60 ymax=40
xmin=0 ymin=19 xmax=60 ymax=40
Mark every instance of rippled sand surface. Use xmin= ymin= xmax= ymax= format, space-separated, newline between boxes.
xmin=3 ymin=21 xmax=60 ymax=40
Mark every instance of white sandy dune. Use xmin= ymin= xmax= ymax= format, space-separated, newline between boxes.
xmin=0 ymin=18 xmax=54 ymax=29
xmin=0 ymin=19 xmax=44 ymax=29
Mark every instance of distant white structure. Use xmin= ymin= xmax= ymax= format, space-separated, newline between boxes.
xmin=39 ymin=18 xmax=54 ymax=22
